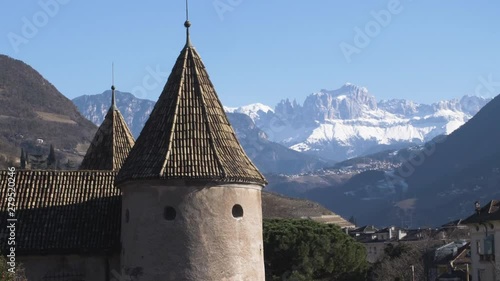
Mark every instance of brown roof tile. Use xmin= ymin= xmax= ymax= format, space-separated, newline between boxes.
xmin=0 ymin=172 xmax=323 ymax=255
xmin=117 ymin=27 xmax=266 ymax=185
xmin=79 ymin=90 xmax=135 ymax=171
xmin=0 ymin=170 xmax=120 ymax=254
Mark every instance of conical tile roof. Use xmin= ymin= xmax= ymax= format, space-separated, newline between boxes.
xmin=116 ymin=23 xmax=266 ymax=185
xmin=79 ymin=89 xmax=135 ymax=171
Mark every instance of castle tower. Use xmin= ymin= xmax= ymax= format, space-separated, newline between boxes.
xmin=79 ymin=80 xmax=135 ymax=171
xmin=116 ymin=17 xmax=267 ymax=281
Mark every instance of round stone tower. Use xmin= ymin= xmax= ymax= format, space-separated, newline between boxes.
xmin=115 ymin=19 xmax=267 ymax=281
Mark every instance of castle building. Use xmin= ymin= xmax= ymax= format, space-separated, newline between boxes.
xmin=116 ymin=19 xmax=267 ymax=281
xmin=0 ymin=13 xmax=354 ymax=281
xmin=1 ymin=17 xmax=267 ymax=281
xmin=0 ymin=82 xmax=133 ymax=281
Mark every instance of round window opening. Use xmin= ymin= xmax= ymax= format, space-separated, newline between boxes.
xmin=232 ymin=204 xmax=244 ymax=218
xmin=125 ymin=209 xmax=130 ymax=223
xmin=164 ymin=206 xmax=177 ymax=221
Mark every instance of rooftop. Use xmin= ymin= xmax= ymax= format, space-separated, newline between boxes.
xmin=0 ymin=170 xmax=120 ymax=254
xmin=116 ymin=21 xmax=266 ymax=185
xmin=462 ymin=200 xmax=500 ymax=224
xmin=79 ymin=86 xmax=135 ymax=171
xmin=0 ymin=171 xmax=344 ymax=255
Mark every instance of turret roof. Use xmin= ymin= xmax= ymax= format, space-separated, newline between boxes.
xmin=117 ymin=22 xmax=266 ymax=185
xmin=79 ymin=88 xmax=135 ymax=171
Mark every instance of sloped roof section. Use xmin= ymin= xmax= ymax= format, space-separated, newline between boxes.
xmin=79 ymin=91 xmax=135 ymax=171
xmin=0 ymin=170 xmax=120 ymax=254
xmin=463 ymin=200 xmax=500 ymax=224
xmin=117 ymin=26 xmax=266 ymax=185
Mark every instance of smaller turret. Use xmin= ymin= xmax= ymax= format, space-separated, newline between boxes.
xmin=79 ymin=66 xmax=135 ymax=171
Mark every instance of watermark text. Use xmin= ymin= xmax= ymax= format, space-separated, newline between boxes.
xmin=6 ymin=167 xmax=17 ymax=274
xmin=339 ymin=0 xmax=405 ymax=63
xmin=7 ymin=0 xmax=71 ymax=53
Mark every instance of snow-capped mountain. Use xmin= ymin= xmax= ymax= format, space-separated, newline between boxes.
xmin=73 ymin=84 xmax=492 ymax=164
xmin=224 ymin=103 xmax=274 ymax=122
xmin=229 ymin=84 xmax=492 ymax=161
xmin=72 ymin=91 xmax=331 ymax=174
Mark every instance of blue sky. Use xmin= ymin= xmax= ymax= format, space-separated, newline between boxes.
xmin=1 ymin=0 xmax=500 ymax=107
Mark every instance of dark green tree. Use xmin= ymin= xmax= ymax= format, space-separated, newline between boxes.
xmin=384 ymin=243 xmax=411 ymax=259
xmin=263 ymin=219 xmax=368 ymax=281
xmin=20 ymin=148 xmax=26 ymax=169
xmin=25 ymin=150 xmax=29 ymax=165
xmin=47 ymin=144 xmax=56 ymax=169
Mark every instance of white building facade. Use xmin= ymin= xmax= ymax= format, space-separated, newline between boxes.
xmin=464 ymin=200 xmax=500 ymax=281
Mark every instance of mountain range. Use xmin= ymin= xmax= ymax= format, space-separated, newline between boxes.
xmin=75 ymin=84 xmax=491 ymax=166
xmin=73 ymin=91 xmax=330 ymax=174
xmin=9 ymin=52 xmax=499 ymax=227
xmin=72 ymin=76 xmax=498 ymax=227
xmin=265 ymin=93 xmax=500 ymax=227
xmin=226 ymin=83 xmax=491 ymax=161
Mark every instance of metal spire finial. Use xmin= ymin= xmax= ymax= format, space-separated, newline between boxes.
xmin=184 ymin=0 xmax=192 ymax=46
xmin=111 ymin=62 xmax=117 ymax=109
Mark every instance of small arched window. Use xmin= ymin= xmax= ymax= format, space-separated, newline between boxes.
xmin=164 ymin=206 xmax=177 ymax=221
xmin=232 ymin=204 xmax=244 ymax=218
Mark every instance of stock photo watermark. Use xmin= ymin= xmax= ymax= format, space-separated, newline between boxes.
xmin=111 ymin=269 xmax=132 ymax=281
xmin=475 ymin=74 xmax=500 ymax=97
xmin=7 ymin=0 xmax=71 ymax=53
xmin=5 ymin=167 xmax=17 ymax=275
xmin=339 ymin=0 xmax=406 ymax=63
xmin=213 ymin=0 xmax=243 ymax=21
xmin=384 ymin=135 xmax=446 ymax=187
xmin=131 ymin=65 xmax=169 ymax=99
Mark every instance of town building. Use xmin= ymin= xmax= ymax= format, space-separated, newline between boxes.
xmin=463 ymin=200 xmax=500 ymax=281
xmin=430 ymin=241 xmax=470 ymax=281
xmin=352 ymin=226 xmax=407 ymax=263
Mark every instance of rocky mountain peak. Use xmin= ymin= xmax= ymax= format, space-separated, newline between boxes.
xmin=460 ymin=95 xmax=491 ymax=115
xmin=302 ymin=83 xmax=377 ymax=121
xmin=377 ymin=99 xmax=421 ymax=116
xmin=73 ymin=83 xmax=493 ymax=164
